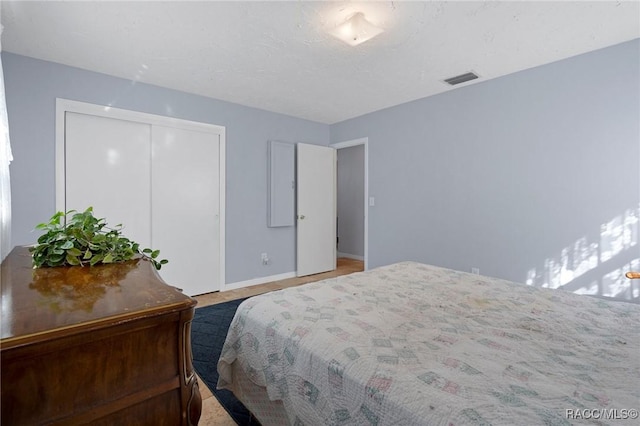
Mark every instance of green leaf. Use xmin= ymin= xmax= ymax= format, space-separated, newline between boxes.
xmin=67 ymin=247 xmax=82 ymax=257
xmin=103 ymin=253 xmax=114 ymax=263
xmin=60 ymin=240 xmax=74 ymax=250
xmin=65 ymin=253 xmax=81 ymax=266
xmin=151 ymin=250 xmax=160 ymax=259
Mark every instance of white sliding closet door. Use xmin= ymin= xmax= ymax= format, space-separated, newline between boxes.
xmin=59 ymin=100 xmax=225 ymax=296
xmin=152 ymin=126 xmax=220 ymax=295
xmin=65 ymin=112 xmax=152 ymax=247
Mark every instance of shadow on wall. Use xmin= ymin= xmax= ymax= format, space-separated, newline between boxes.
xmin=526 ymin=205 xmax=639 ymax=303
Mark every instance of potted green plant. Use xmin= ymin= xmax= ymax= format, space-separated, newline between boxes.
xmin=29 ymin=207 xmax=167 ymax=270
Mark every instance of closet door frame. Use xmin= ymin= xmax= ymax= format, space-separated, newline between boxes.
xmin=55 ymin=98 xmax=226 ymax=292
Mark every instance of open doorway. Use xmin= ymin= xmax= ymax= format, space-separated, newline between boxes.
xmin=332 ymin=138 xmax=368 ymax=271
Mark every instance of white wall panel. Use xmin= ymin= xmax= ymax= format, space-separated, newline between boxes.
xmin=267 ymin=140 xmax=295 ymax=227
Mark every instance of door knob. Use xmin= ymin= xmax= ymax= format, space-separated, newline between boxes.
xmin=298 ymin=215 xmax=305 ymax=220
xmin=626 ymin=272 xmax=640 ymax=279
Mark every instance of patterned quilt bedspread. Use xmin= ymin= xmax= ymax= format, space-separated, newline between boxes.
xmin=217 ymin=262 xmax=640 ymax=425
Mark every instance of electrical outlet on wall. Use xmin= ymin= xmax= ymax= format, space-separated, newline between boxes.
xmin=261 ymin=253 xmax=270 ymax=265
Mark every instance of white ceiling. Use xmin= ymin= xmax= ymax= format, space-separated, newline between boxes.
xmin=1 ymin=1 xmax=638 ymax=124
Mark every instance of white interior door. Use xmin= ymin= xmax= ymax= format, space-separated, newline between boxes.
xmin=152 ymin=126 xmax=221 ymax=294
xmin=296 ymin=143 xmax=336 ymax=276
xmin=65 ymin=112 xmax=152 ymax=247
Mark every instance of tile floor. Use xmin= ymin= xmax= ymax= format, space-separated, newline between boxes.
xmin=193 ymin=258 xmax=364 ymax=425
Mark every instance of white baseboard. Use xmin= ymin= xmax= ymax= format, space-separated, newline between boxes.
xmin=337 ymin=252 xmax=364 ymax=261
xmin=221 ymin=271 xmax=297 ymax=292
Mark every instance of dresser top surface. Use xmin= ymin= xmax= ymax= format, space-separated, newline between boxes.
xmin=1 ymin=247 xmax=196 ymax=344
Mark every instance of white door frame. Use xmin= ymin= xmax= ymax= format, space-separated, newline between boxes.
xmin=55 ymin=98 xmax=226 ymax=291
xmin=331 ymin=137 xmax=369 ymax=270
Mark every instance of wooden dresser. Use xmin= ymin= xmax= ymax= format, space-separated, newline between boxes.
xmin=1 ymin=247 xmax=201 ymax=425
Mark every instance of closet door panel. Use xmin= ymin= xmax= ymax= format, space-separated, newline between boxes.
xmin=65 ymin=112 xmax=152 ymax=247
xmin=151 ymin=126 xmax=220 ymax=295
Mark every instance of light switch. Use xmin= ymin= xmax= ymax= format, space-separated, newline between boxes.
xmin=369 ymin=197 xmax=375 ymax=206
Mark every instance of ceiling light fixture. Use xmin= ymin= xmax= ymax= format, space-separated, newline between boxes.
xmin=329 ymin=12 xmax=384 ymax=47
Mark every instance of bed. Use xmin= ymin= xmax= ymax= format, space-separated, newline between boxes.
xmin=217 ymin=262 xmax=640 ymax=425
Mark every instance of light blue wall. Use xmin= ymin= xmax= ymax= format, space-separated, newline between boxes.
xmin=331 ymin=40 xmax=640 ymax=301
xmin=3 ymin=52 xmax=329 ymax=284
xmin=337 ymin=145 xmax=365 ymax=258
xmin=5 ymin=40 xmax=639 ymax=300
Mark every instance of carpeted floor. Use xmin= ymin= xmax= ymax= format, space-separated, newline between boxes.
xmin=191 ymin=298 xmax=261 ymax=426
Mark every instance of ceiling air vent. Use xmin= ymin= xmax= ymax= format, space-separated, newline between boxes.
xmin=444 ymin=72 xmax=479 ymax=86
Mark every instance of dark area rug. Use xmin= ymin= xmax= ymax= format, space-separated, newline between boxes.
xmin=191 ymin=298 xmax=261 ymax=425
